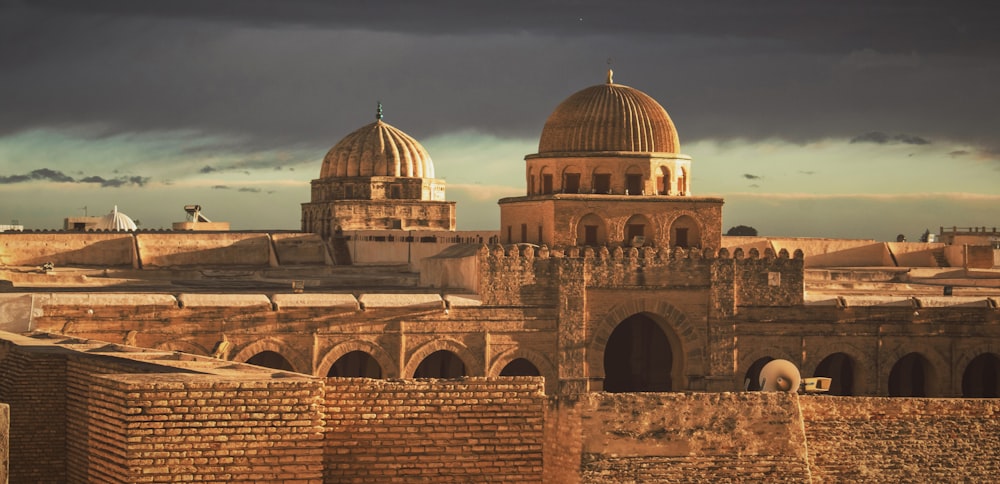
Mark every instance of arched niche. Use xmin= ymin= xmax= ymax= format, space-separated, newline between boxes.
xmin=489 ymin=348 xmax=557 ymax=394
xmin=624 ymin=164 xmax=644 ymax=196
xmin=539 ymin=165 xmax=554 ymax=195
xmin=232 ymin=338 xmax=309 ymax=374
xmin=576 ymin=213 xmax=607 ymax=247
xmin=413 ymin=350 xmax=466 ymax=378
xmin=591 ymin=167 xmax=612 ymax=194
xmin=624 ymin=214 xmax=654 ymax=247
xmin=327 ymin=351 xmax=383 ymax=378
xmin=668 ymin=214 xmax=702 ymax=248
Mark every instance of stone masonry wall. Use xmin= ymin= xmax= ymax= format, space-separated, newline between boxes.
xmin=0 ymin=232 xmax=135 ymax=267
xmin=324 ymin=377 xmax=546 ymax=483
xmin=562 ymin=392 xmax=812 ymax=483
xmin=801 ymin=396 xmax=1000 ymax=482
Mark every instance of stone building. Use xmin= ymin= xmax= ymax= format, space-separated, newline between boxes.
xmin=300 ymin=104 xmax=456 ymax=238
xmin=500 ymin=70 xmax=722 ymax=248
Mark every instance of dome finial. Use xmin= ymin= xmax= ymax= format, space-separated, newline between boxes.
xmin=606 ymin=57 xmax=614 ymax=84
xmin=376 ymin=101 xmax=383 ymax=121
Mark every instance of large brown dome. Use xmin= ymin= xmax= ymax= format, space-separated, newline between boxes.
xmin=537 ymin=72 xmax=680 ymax=154
xmin=320 ymin=119 xmax=434 ymax=179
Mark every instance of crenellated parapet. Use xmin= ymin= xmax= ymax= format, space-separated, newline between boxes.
xmin=479 ymin=244 xmax=805 ymax=308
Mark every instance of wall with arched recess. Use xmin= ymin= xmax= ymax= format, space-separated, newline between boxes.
xmin=800 ymin=343 xmax=874 ymax=395
xmin=489 ymin=348 xmax=557 ymax=394
xmin=403 ymin=338 xmax=483 ymax=378
xmin=316 ymin=340 xmax=398 ymax=378
xmin=587 ymin=298 xmax=701 ymax=391
xmin=231 ymin=338 xmax=311 ymax=375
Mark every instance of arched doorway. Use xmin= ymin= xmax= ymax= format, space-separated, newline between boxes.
xmin=888 ymin=352 xmax=930 ymax=397
xmin=413 ymin=350 xmax=466 ymax=378
xmin=327 ymin=350 xmax=382 ymax=378
xmin=603 ymin=313 xmax=674 ymax=392
xmin=744 ymin=357 xmax=774 ymax=391
xmin=500 ymin=358 xmax=541 ymax=377
xmin=245 ymin=351 xmax=295 ymax=372
xmin=669 ymin=215 xmax=701 ymax=248
xmin=576 ymin=213 xmax=606 ymax=246
xmin=962 ymin=353 xmax=1000 ymax=398
xmin=814 ymin=353 xmax=855 ymax=396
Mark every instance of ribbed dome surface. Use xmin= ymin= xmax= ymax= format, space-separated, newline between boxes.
xmin=538 ymin=80 xmax=679 ymax=154
xmin=95 ymin=206 xmax=137 ymax=231
xmin=320 ymin=120 xmax=434 ymax=179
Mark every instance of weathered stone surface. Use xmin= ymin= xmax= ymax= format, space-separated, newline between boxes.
xmin=272 ymin=293 xmax=359 ymax=310
xmin=178 ymin=293 xmax=271 ymax=308
xmin=358 ymin=293 xmax=444 ymax=309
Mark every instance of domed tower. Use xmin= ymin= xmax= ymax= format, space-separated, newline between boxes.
xmin=302 ymin=105 xmax=456 ymax=237
xmin=499 ymin=70 xmax=722 ymax=248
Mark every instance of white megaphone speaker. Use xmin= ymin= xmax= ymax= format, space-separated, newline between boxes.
xmin=759 ymin=359 xmax=801 ymax=392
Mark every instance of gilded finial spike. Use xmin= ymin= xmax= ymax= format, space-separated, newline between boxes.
xmin=607 ymin=68 xmax=614 ymax=84
xmin=376 ymin=101 xmax=383 ymax=121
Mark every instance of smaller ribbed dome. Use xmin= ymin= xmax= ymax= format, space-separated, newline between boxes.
xmin=95 ymin=206 xmax=137 ymax=231
xmin=538 ymin=71 xmax=680 ymax=154
xmin=320 ymin=119 xmax=434 ymax=179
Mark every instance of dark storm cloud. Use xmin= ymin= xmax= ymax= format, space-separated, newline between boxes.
xmin=238 ymin=187 xmax=261 ymax=193
xmin=849 ymin=132 xmax=931 ymax=145
xmin=2 ymin=0 xmax=1000 ymax=155
xmin=949 ymin=150 xmax=970 ymax=157
xmin=743 ymin=174 xmax=761 ymax=180
xmin=0 ymin=168 xmax=148 ymax=187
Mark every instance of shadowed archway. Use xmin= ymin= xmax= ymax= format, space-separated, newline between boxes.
xmin=744 ymin=357 xmax=775 ymax=391
xmin=327 ymin=350 xmax=382 ymax=378
xmin=889 ymin=352 xmax=931 ymax=397
xmin=814 ymin=352 xmax=855 ymax=396
xmin=962 ymin=353 xmax=1000 ymax=398
xmin=246 ymin=351 xmax=294 ymax=372
xmin=413 ymin=350 xmax=466 ymax=378
xmin=603 ymin=313 xmax=674 ymax=392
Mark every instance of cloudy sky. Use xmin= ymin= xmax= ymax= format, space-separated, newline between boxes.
xmin=2 ymin=0 xmax=998 ymax=241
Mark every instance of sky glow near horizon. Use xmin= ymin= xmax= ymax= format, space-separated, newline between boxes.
xmin=1 ymin=1 xmax=998 ymax=241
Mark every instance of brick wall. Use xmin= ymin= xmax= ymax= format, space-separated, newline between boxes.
xmin=324 ymin=377 xmax=546 ymax=483
xmin=1 ymin=402 xmax=9 ymax=484
xmin=0 ymin=337 xmax=69 ymax=483
xmin=801 ymin=396 xmax=1000 ymax=482
xmin=0 ymin=333 xmax=326 ymax=483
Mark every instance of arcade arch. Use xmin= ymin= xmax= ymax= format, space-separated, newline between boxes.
xmin=624 ymin=214 xmax=654 ymax=246
xmin=888 ymin=352 xmax=933 ymax=397
xmin=490 ymin=348 xmax=558 ymax=394
xmin=813 ymin=352 xmax=856 ymax=396
xmin=317 ymin=341 xmax=397 ymax=378
xmin=246 ymin=351 xmax=295 ymax=372
xmin=403 ymin=339 xmax=482 ymax=378
xmin=413 ymin=350 xmax=466 ymax=378
xmin=656 ymin=166 xmax=671 ymax=195
xmin=562 ymin=166 xmax=582 ymax=194
xmin=327 ymin=351 xmax=382 ymax=378
xmin=962 ymin=353 xmax=1000 ymax=398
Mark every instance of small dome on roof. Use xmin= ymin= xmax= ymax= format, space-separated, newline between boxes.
xmin=319 ymin=107 xmax=435 ymax=179
xmin=537 ymin=70 xmax=680 ymax=154
xmin=95 ymin=206 xmax=137 ymax=231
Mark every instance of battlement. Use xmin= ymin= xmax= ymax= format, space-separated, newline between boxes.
xmin=479 ymin=244 xmax=805 ymax=308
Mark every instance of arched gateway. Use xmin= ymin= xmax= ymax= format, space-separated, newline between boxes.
xmin=589 ymin=301 xmax=698 ymax=392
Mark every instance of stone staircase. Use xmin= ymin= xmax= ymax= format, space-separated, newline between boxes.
xmin=931 ymin=249 xmax=949 ymax=268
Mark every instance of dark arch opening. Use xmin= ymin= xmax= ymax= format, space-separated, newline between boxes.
xmin=814 ymin=352 xmax=855 ymax=396
xmin=327 ymin=350 xmax=382 ymax=378
xmin=888 ymin=352 xmax=929 ymax=397
xmin=962 ymin=353 xmax=1000 ymax=398
xmin=744 ymin=357 xmax=774 ymax=391
xmin=500 ymin=358 xmax=541 ymax=377
xmin=413 ymin=350 xmax=466 ymax=378
xmin=246 ymin=351 xmax=294 ymax=372
xmin=603 ymin=314 xmax=673 ymax=392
